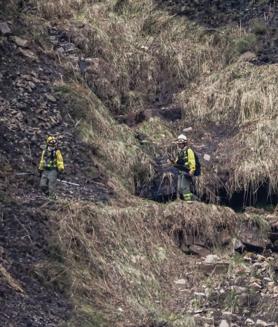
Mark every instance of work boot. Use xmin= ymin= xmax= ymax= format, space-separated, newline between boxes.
xmin=41 ymin=187 xmax=49 ymax=196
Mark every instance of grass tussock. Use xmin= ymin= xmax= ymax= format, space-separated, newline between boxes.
xmin=181 ymin=62 xmax=278 ymax=125
xmin=30 ymin=0 xmax=235 ymax=115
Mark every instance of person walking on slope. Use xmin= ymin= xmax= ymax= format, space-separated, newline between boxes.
xmin=38 ymin=136 xmax=64 ymax=198
xmin=171 ymin=134 xmax=196 ymax=201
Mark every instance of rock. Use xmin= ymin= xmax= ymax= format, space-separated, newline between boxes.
xmin=0 ymin=22 xmax=11 ymax=35
xmin=198 ymin=254 xmax=230 ymax=274
xmin=31 ymin=135 xmax=38 ymax=143
xmin=198 ymin=261 xmax=229 ymax=274
xmin=238 ymin=51 xmax=257 ymax=62
xmin=45 ymin=94 xmax=57 ymax=103
xmin=255 ymin=319 xmax=268 ymax=326
xmin=233 ymin=238 xmax=245 ymax=252
xmin=246 ymin=318 xmax=255 ymax=325
xmin=189 ymin=244 xmax=211 ymax=256
xmin=18 ymin=48 xmax=38 ymax=61
xmin=56 ymin=47 xmax=65 ymax=54
xmin=62 ymin=42 xmax=76 ymax=53
xmin=12 ymin=36 xmax=29 ymax=48
xmin=183 ymin=127 xmax=193 ymax=132
xmin=204 ymin=254 xmax=220 ymax=264
xmin=239 ymin=223 xmax=271 ymax=251
xmin=194 ymin=292 xmax=206 ymax=297
xmin=28 ymin=81 xmax=36 ymax=89
xmin=203 ymin=154 xmax=211 ymax=162
xmin=256 ymin=254 xmax=266 ymax=262
xmin=250 ymin=282 xmax=262 ymax=289
xmin=222 ymin=311 xmax=234 ymax=319
xmin=238 ymin=292 xmax=249 ymax=306
xmin=219 ymin=320 xmax=230 ymax=327
xmin=174 ymin=279 xmax=186 ymax=285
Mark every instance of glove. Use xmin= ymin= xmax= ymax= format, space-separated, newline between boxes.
xmin=58 ymin=171 xmax=63 ymax=179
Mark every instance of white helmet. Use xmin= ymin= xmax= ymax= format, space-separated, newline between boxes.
xmin=177 ymin=134 xmax=187 ymax=143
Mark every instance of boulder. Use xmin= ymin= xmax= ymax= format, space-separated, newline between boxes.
xmin=238 ymin=223 xmax=271 ymax=252
xmin=203 ymin=153 xmax=211 ymax=162
xmin=12 ymin=36 xmax=29 ymax=48
xmin=18 ymin=48 xmax=38 ymax=62
xmin=45 ymin=94 xmax=57 ymax=103
xmin=219 ymin=320 xmax=230 ymax=327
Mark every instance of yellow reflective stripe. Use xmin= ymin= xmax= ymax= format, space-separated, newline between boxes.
xmin=187 ymin=148 xmax=196 ymax=174
xmin=39 ymin=150 xmax=64 ymax=170
xmin=56 ymin=150 xmax=64 ymax=171
xmin=39 ymin=150 xmax=45 ymax=171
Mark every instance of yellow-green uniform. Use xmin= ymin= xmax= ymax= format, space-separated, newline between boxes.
xmin=175 ymin=148 xmax=196 ymax=201
xmin=39 ymin=148 xmax=64 ymax=196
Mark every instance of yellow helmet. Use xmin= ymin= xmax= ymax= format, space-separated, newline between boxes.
xmin=46 ymin=136 xmax=57 ymax=145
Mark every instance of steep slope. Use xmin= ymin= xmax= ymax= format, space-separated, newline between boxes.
xmin=0 ymin=1 xmax=278 ymax=327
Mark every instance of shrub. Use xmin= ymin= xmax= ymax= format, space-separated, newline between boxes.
xmin=234 ymin=33 xmax=257 ymax=54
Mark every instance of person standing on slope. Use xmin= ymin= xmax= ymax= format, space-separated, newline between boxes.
xmin=38 ymin=136 xmax=64 ymax=198
xmin=171 ymin=134 xmax=196 ymax=201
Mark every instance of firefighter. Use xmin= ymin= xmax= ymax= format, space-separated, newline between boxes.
xmin=38 ymin=136 xmax=64 ymax=198
xmin=172 ymin=134 xmax=196 ymax=201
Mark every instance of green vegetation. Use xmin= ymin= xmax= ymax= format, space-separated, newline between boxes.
xmin=233 ymin=33 xmax=257 ymax=54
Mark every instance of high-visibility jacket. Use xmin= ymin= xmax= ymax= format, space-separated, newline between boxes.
xmin=39 ymin=148 xmax=64 ymax=171
xmin=175 ymin=148 xmax=196 ymax=175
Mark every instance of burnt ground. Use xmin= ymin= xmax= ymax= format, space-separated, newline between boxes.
xmin=0 ymin=30 xmax=112 ymax=202
xmin=155 ymin=0 xmax=277 ymax=27
xmin=155 ymin=0 xmax=278 ymax=63
xmin=0 ymin=20 xmax=112 ymax=326
xmin=0 ymin=200 xmax=72 ymax=327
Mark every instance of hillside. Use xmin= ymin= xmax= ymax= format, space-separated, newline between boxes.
xmin=0 ymin=0 xmax=277 ymax=326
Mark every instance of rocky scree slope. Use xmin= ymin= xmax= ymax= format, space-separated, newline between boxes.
xmin=0 ymin=31 xmax=111 ymax=202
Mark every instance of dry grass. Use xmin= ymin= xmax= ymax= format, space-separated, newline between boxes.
xmin=229 ymin=117 xmax=278 ymax=195
xmin=30 ymin=0 xmax=91 ymax=19
xmin=178 ymin=62 xmax=278 ymax=198
xmin=51 ymin=200 xmax=237 ymax=326
xmin=29 ymin=0 xmax=233 ymax=115
xmin=0 ymin=264 xmax=24 ymax=293
xmin=181 ymin=62 xmax=278 ymax=125
xmin=28 ymin=0 xmax=263 ymax=202
xmin=55 ymin=81 xmax=155 ymax=194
